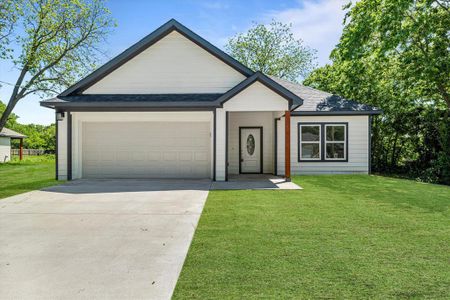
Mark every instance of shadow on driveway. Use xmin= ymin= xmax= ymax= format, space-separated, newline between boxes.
xmin=41 ymin=179 xmax=212 ymax=194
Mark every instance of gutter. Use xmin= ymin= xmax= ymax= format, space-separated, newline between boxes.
xmin=291 ymin=110 xmax=383 ymax=116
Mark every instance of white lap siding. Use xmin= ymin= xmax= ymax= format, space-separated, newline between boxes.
xmin=84 ymin=31 xmax=245 ymax=94
xmin=215 ymin=81 xmax=289 ymax=180
xmin=277 ymin=115 xmax=370 ymax=175
xmin=0 ymin=137 xmax=11 ymax=163
xmin=215 ymin=108 xmax=227 ymax=181
xmin=57 ymin=115 xmax=68 ymax=180
xmin=228 ymin=112 xmax=275 ymax=174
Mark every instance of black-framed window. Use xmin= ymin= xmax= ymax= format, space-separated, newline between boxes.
xmin=298 ymin=123 xmax=348 ymax=162
xmin=299 ymin=124 xmax=321 ymax=160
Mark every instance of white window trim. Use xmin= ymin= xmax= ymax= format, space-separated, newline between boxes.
xmin=324 ymin=124 xmax=347 ymax=161
xmin=299 ymin=124 xmax=321 ymax=161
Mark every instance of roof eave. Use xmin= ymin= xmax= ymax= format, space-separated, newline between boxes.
xmin=0 ymin=134 xmax=27 ymax=138
xmin=39 ymin=100 xmax=220 ymax=111
xmin=59 ymin=19 xmax=253 ymax=97
xmin=216 ymin=72 xmax=304 ymax=109
xmin=291 ymin=110 xmax=383 ymax=116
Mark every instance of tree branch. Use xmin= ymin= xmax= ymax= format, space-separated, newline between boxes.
xmin=434 ymin=0 xmax=450 ymax=12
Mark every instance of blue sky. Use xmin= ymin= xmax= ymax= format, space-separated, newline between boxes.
xmin=0 ymin=0 xmax=348 ymax=125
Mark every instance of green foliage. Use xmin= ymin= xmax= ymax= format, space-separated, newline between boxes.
xmin=0 ymin=155 xmax=59 ymax=199
xmin=335 ymin=0 xmax=450 ymax=109
xmin=0 ymin=0 xmax=115 ymax=130
xmin=11 ymin=123 xmax=55 ymax=150
xmin=0 ymin=100 xmax=55 ymax=150
xmin=304 ymin=0 xmax=450 ymax=184
xmin=0 ymin=0 xmax=20 ymax=59
xmin=225 ymin=20 xmax=317 ymax=81
xmin=16 ymin=0 xmax=115 ymax=96
xmin=0 ymin=100 xmax=18 ymax=126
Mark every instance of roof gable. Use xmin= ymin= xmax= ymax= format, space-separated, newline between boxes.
xmin=60 ymin=19 xmax=253 ymax=96
xmin=83 ymin=31 xmax=246 ymax=94
xmin=216 ymin=72 xmax=304 ymax=110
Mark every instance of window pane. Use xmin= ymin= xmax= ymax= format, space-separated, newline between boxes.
xmin=326 ymin=125 xmax=345 ymax=141
xmin=246 ymin=134 xmax=255 ymax=155
xmin=326 ymin=143 xmax=345 ymax=159
xmin=301 ymin=126 xmax=320 ymax=141
xmin=301 ymin=143 xmax=320 ymax=159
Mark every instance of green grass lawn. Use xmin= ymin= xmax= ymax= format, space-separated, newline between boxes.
xmin=174 ymin=175 xmax=450 ymax=299
xmin=0 ymin=155 xmax=60 ymax=199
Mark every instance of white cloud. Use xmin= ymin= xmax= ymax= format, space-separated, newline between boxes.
xmin=267 ymin=0 xmax=349 ymax=66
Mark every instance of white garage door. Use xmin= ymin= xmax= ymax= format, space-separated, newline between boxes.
xmin=82 ymin=121 xmax=211 ymax=178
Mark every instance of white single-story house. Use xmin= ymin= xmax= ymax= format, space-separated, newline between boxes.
xmin=0 ymin=128 xmax=26 ymax=163
xmin=41 ymin=19 xmax=381 ymax=181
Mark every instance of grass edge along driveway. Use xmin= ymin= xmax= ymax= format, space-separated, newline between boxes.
xmin=173 ymin=175 xmax=450 ymax=299
xmin=0 ymin=155 xmax=60 ymax=199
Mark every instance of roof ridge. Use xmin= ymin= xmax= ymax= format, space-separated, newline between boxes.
xmin=59 ymin=19 xmax=254 ymax=96
xmin=268 ymin=75 xmax=333 ymax=95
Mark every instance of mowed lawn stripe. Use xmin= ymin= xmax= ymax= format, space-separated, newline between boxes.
xmin=173 ymin=175 xmax=450 ymax=299
xmin=0 ymin=155 xmax=60 ymax=199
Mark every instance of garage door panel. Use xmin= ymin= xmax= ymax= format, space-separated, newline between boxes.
xmin=82 ymin=121 xmax=211 ymax=178
xmin=147 ymin=151 xmax=161 ymax=161
xmin=179 ymin=151 xmax=193 ymax=161
xmin=84 ymin=151 xmax=99 ymax=162
xmin=101 ymin=151 xmax=115 ymax=161
xmin=132 ymin=151 xmax=146 ymax=161
xmin=194 ymin=151 xmax=208 ymax=161
xmin=162 ymin=152 xmax=176 ymax=161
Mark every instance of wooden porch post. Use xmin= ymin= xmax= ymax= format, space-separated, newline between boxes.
xmin=285 ymin=110 xmax=291 ymax=181
xmin=19 ymin=138 xmax=23 ymax=161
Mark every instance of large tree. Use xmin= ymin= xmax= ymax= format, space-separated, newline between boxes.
xmin=225 ymin=20 xmax=317 ymax=82
xmin=0 ymin=0 xmax=19 ymax=59
xmin=0 ymin=0 xmax=115 ymax=131
xmin=334 ymin=0 xmax=450 ymax=110
xmin=304 ymin=0 xmax=450 ymax=184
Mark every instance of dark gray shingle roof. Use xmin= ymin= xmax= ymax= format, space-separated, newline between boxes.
xmin=0 ymin=127 xmax=26 ymax=138
xmin=40 ymin=94 xmax=224 ymax=109
xmin=269 ymin=76 xmax=381 ymax=114
xmin=57 ymin=94 xmax=222 ymax=102
xmin=40 ymin=76 xmax=380 ymax=114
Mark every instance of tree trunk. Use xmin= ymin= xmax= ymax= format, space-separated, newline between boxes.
xmin=437 ymin=83 xmax=450 ymax=111
xmin=390 ymin=132 xmax=399 ymax=171
xmin=383 ymin=138 xmax=389 ymax=172
xmin=0 ymin=99 xmax=18 ymax=131
xmin=0 ymin=68 xmax=27 ymax=131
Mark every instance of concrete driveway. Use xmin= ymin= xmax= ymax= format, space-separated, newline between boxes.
xmin=0 ymin=179 xmax=210 ymax=300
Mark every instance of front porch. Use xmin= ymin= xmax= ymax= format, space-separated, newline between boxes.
xmin=214 ymin=109 xmax=292 ymax=182
xmin=211 ymin=174 xmax=301 ymax=190
xmin=210 ymin=72 xmax=300 ymax=182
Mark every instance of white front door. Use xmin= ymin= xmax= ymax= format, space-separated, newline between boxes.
xmin=240 ymin=127 xmax=262 ymax=173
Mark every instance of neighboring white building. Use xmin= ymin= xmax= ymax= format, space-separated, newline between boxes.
xmin=41 ymin=19 xmax=381 ymax=181
xmin=0 ymin=128 xmax=26 ymax=163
